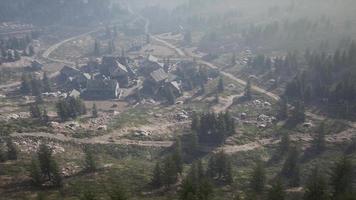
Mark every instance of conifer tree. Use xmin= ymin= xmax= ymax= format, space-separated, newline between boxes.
xmin=245 ymin=79 xmax=252 ymax=100
xmin=313 ymin=122 xmax=326 ymax=153
xmin=330 ymin=157 xmax=354 ymax=199
xmin=151 ymin=162 xmax=162 ymax=188
xmin=267 ymin=180 xmax=286 ymax=200
xmin=218 ymin=76 xmax=224 ymax=93
xmin=303 ymin=167 xmax=329 ymax=200
xmin=6 ymin=139 xmax=17 ymax=160
xmin=92 ymin=103 xmax=98 ymax=118
xmin=250 ymin=161 xmax=266 ymax=195
xmin=84 ymin=147 xmax=97 ymax=172
xmin=42 ymin=72 xmax=51 ymax=93
xmin=30 ymin=157 xmax=42 ymax=186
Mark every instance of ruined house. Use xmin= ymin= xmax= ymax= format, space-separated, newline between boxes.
xmin=25 ymin=60 xmax=43 ymax=71
xmin=138 ymin=55 xmax=164 ymax=76
xmin=81 ymin=79 xmax=120 ymax=100
xmin=100 ymin=55 xmax=132 ymax=86
xmin=59 ymin=66 xmax=90 ymax=90
xmin=143 ymin=68 xmax=182 ymax=99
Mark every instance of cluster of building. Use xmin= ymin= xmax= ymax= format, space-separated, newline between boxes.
xmin=57 ymin=54 xmax=182 ymax=101
xmin=0 ymin=22 xmax=34 ymax=39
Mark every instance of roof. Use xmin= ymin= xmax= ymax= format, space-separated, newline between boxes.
xmin=150 ymin=68 xmax=168 ymax=83
xmin=169 ymin=81 xmax=181 ymax=91
xmin=68 ymin=89 xmax=81 ymax=98
xmin=145 ymin=55 xmax=164 ymax=68
xmin=86 ymin=79 xmax=119 ymax=91
xmin=60 ymin=66 xmax=81 ymax=77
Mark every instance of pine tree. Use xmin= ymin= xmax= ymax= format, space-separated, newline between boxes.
xmin=303 ymin=167 xmax=330 ymax=200
xmin=94 ymin=40 xmax=100 ymax=56
xmin=218 ymin=76 xmax=224 ymax=93
xmin=277 ymin=98 xmax=288 ymax=120
xmin=166 ymin=87 xmax=176 ymax=105
xmin=279 ymin=131 xmax=290 ymax=156
xmin=30 ymin=104 xmax=42 ymax=118
xmin=267 ymin=180 xmax=286 ymax=200
xmin=281 ymin=147 xmax=300 ymax=187
xmin=42 ymin=72 xmax=51 ymax=93
xmin=250 ymin=161 xmax=266 ymax=194
xmin=172 ymin=138 xmax=183 ymax=174
xmin=313 ymin=122 xmax=326 ymax=153
xmin=14 ymin=50 xmax=21 ymax=61
xmin=245 ymin=79 xmax=252 ymax=100
xmin=151 ymin=162 xmax=162 ymax=188
xmin=108 ymin=184 xmax=128 ymax=200
xmin=50 ymin=159 xmax=62 ymax=187
xmin=6 ymin=139 xmax=17 ymax=160
xmin=30 ymin=157 xmax=42 ymax=186
xmin=162 ymin=156 xmax=178 ymax=187
xmin=92 ymin=103 xmax=98 ymax=118
xmin=41 ymin=108 xmax=50 ymax=124
xmin=330 ymin=157 xmax=354 ymax=199
xmin=28 ymin=45 xmax=35 ymax=56
xmin=20 ymin=74 xmax=31 ymax=94
xmin=0 ymin=147 xmax=6 ymax=162
xmin=38 ymin=143 xmax=53 ymax=180
xmin=84 ymin=147 xmax=97 ymax=172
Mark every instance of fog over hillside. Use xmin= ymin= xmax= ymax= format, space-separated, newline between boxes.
xmin=0 ymin=1 xmax=356 ymax=200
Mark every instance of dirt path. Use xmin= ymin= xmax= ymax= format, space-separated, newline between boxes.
xmin=211 ymin=94 xmax=242 ymax=113
xmin=11 ymin=132 xmax=173 ymax=147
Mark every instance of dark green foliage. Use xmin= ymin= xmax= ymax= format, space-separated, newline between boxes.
xmin=250 ymin=161 xmax=266 ymax=194
xmin=6 ymin=139 xmax=17 ymax=160
xmin=303 ymin=167 xmax=330 ymax=200
xmin=50 ymin=160 xmax=63 ymax=187
xmin=30 ymin=103 xmax=42 ymax=118
xmin=162 ymin=155 xmax=179 ymax=187
xmin=92 ymin=103 xmax=98 ymax=118
xmin=207 ymin=151 xmax=233 ymax=184
xmin=20 ymin=73 xmax=31 ymax=94
xmin=330 ymin=157 xmax=354 ymax=199
xmin=30 ymin=157 xmax=42 ymax=186
xmin=267 ymin=180 xmax=286 ymax=200
xmin=0 ymin=147 xmax=6 ymax=162
xmin=172 ymin=138 xmax=183 ymax=174
xmin=217 ymin=76 xmax=224 ymax=93
xmin=151 ymin=162 xmax=162 ymax=188
xmin=281 ymin=147 xmax=300 ymax=187
xmin=94 ymin=39 xmax=100 ymax=56
xmin=279 ymin=131 xmax=290 ymax=156
xmin=287 ymin=101 xmax=305 ymax=126
xmin=84 ymin=147 xmax=97 ymax=172
xmin=277 ymin=98 xmax=288 ymax=120
xmin=165 ymin=86 xmax=176 ymax=105
xmin=179 ymin=160 xmax=213 ymax=200
xmin=108 ymin=184 xmax=128 ymax=200
xmin=80 ymin=189 xmax=97 ymax=200
xmin=38 ymin=143 xmax=53 ymax=180
xmin=56 ymin=97 xmax=87 ymax=121
xmin=245 ymin=79 xmax=252 ymax=100
xmin=193 ymin=112 xmax=235 ymax=145
xmin=285 ymin=42 xmax=356 ymax=118
xmin=312 ymin=122 xmax=326 ymax=153
xmin=42 ymin=72 xmax=51 ymax=93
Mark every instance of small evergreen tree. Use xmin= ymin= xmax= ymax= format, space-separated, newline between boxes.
xmin=313 ymin=122 xmax=326 ymax=153
xmin=151 ymin=162 xmax=162 ymax=188
xmin=303 ymin=167 xmax=329 ymax=200
xmin=267 ymin=180 xmax=286 ymax=200
xmin=94 ymin=40 xmax=100 ymax=56
xmin=218 ymin=76 xmax=224 ymax=93
xmin=38 ymin=143 xmax=53 ymax=180
xmin=281 ymin=146 xmax=300 ymax=187
xmin=30 ymin=157 xmax=42 ymax=186
xmin=250 ymin=161 xmax=266 ymax=195
xmin=330 ymin=157 xmax=354 ymax=199
xmin=172 ymin=138 xmax=183 ymax=174
xmin=42 ymin=72 xmax=51 ymax=93
xmin=6 ymin=139 xmax=17 ymax=160
xmin=92 ymin=104 xmax=98 ymax=118
xmin=245 ymin=79 xmax=252 ymax=100
xmin=84 ymin=147 xmax=97 ymax=172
